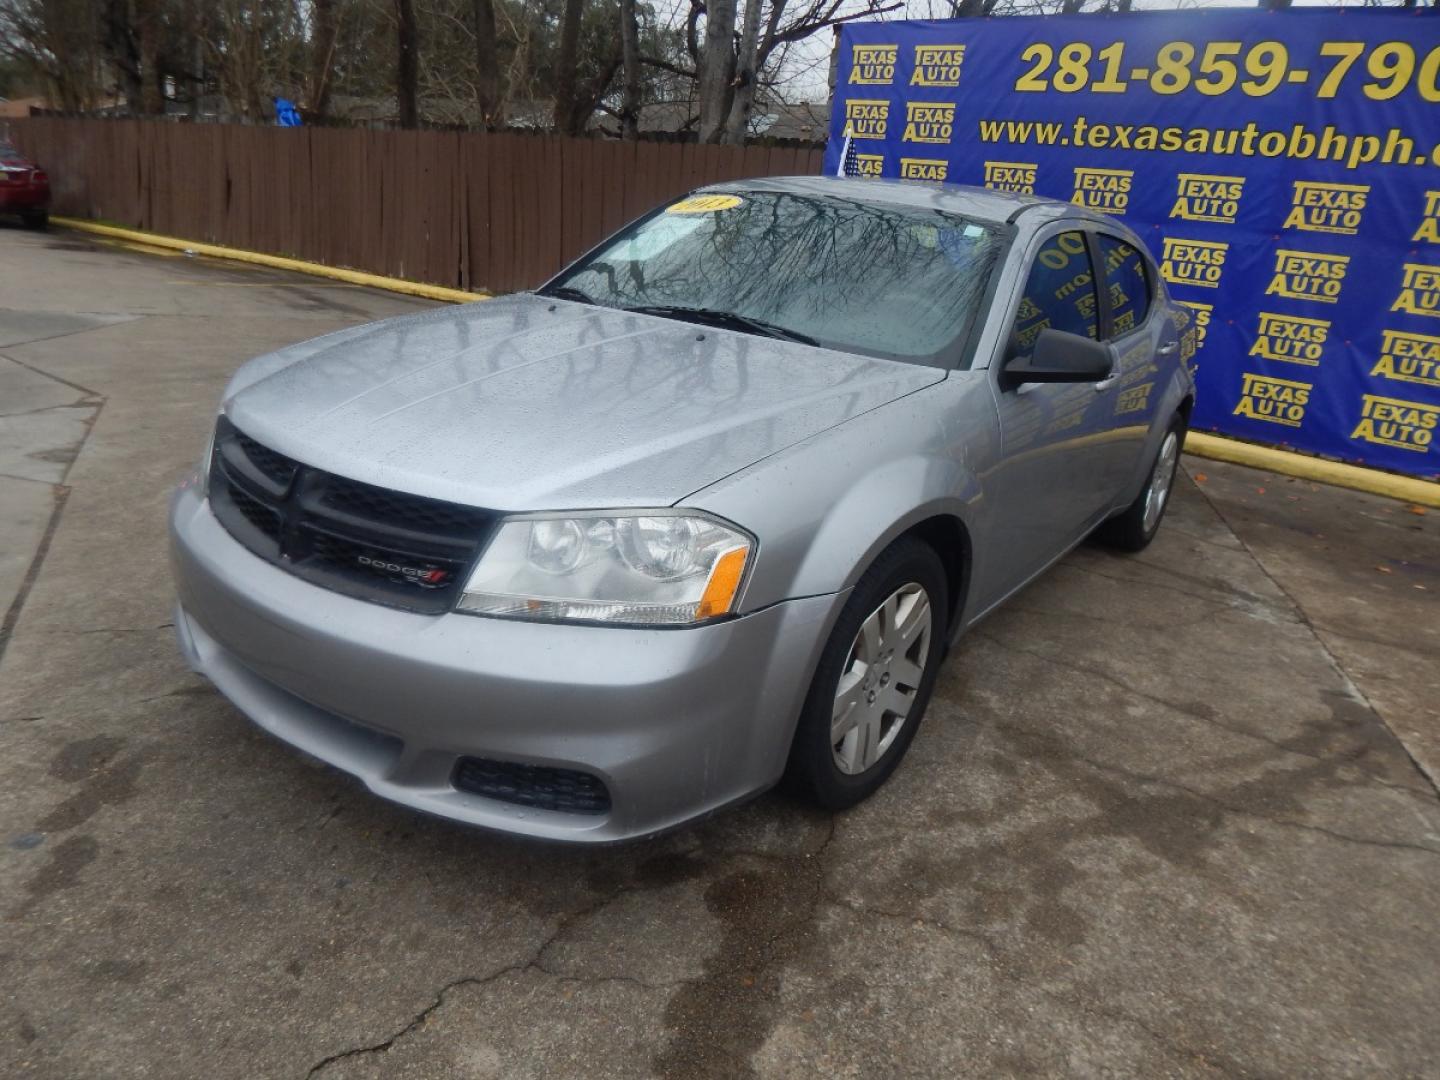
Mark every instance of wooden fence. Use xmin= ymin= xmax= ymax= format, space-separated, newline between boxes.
xmin=8 ymin=118 xmax=825 ymax=294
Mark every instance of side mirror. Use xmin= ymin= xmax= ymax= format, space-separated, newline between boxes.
xmin=1001 ymin=328 xmax=1113 ymax=389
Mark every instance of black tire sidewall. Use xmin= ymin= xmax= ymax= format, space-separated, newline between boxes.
xmin=1098 ymin=412 xmax=1187 ymax=551
xmin=787 ymin=537 xmax=949 ymax=810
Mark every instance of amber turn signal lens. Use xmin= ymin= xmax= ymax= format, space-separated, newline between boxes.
xmin=695 ymin=545 xmax=750 ymax=620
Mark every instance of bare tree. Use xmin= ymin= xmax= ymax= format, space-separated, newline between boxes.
xmin=618 ymin=0 xmax=642 ymax=138
xmin=16 ymin=0 xmax=1261 ymax=135
xmin=103 ymin=0 xmax=144 ymax=109
xmin=551 ymin=0 xmax=623 ymax=134
xmin=722 ymin=0 xmax=763 ymax=143
xmin=396 ymin=0 xmax=419 ymax=126
xmin=0 ymin=0 xmax=109 ymax=111
xmin=552 ymin=0 xmax=583 ymax=130
xmin=708 ymin=0 xmax=904 ymax=144
xmin=696 ymin=0 xmax=736 ymax=141
xmin=208 ymin=0 xmax=264 ymax=117
xmin=203 ymin=0 xmax=306 ymax=119
xmin=472 ymin=0 xmax=500 ymax=124
xmin=136 ymin=0 xmax=164 ymax=113
xmin=310 ymin=0 xmax=340 ymax=118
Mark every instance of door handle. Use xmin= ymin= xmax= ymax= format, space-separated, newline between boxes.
xmin=1157 ymin=342 xmax=1179 ymax=356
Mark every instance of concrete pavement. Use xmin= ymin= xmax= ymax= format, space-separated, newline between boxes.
xmin=1 ymin=223 xmax=1437 ymax=1078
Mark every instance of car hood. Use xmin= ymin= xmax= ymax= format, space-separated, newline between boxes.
xmin=223 ymin=294 xmax=945 ymax=511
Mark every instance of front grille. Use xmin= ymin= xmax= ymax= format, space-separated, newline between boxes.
xmin=207 ymin=416 xmax=493 ymax=614
xmin=453 ymin=757 xmax=612 ymax=816
xmin=228 ymin=479 xmax=283 ymax=540
xmin=323 ymin=475 xmax=490 ymax=534
xmin=232 ymin=427 xmax=297 ymax=489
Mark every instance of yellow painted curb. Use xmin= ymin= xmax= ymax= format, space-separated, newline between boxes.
xmin=1185 ymin=432 xmax=1440 ymax=509
xmin=52 ymin=217 xmax=487 ymax=305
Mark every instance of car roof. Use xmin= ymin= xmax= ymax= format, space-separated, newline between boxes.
xmin=699 ymin=175 xmax=1108 ymax=228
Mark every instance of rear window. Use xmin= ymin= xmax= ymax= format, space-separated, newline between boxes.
xmin=1097 ymin=234 xmax=1152 ymax=337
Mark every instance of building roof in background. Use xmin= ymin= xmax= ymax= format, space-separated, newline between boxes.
xmin=751 ymin=101 xmax=829 ymax=142
xmin=0 ymin=97 xmax=50 ymax=119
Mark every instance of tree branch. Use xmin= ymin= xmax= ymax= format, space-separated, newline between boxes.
xmin=640 ymin=54 xmax=696 ymax=80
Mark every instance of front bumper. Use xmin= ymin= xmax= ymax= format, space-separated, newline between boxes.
xmin=169 ymin=483 xmax=841 ymax=842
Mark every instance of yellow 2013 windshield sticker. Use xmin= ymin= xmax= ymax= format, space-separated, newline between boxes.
xmin=667 ymin=194 xmax=744 ymax=214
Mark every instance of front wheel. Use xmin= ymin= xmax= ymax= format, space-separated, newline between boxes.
xmin=786 ymin=537 xmax=948 ymax=810
xmin=1096 ymin=414 xmax=1186 ymax=552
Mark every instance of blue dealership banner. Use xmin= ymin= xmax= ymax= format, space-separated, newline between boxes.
xmin=826 ymin=10 xmax=1440 ymax=479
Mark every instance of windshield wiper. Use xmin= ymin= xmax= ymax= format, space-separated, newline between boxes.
xmin=539 ymin=285 xmax=597 ymax=305
xmin=622 ymin=304 xmax=819 ymax=347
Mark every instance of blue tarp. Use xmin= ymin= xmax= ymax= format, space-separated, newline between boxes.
xmin=274 ymin=98 xmax=303 ymax=128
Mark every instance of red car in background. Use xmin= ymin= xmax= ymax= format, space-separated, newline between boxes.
xmin=0 ymin=140 xmax=50 ymax=228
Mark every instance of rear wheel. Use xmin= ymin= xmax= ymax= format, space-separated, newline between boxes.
xmin=786 ymin=536 xmax=948 ymax=810
xmin=1096 ymin=413 xmax=1185 ymax=552
xmin=20 ymin=210 xmax=48 ymax=230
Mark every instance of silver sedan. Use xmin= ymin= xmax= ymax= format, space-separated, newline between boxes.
xmin=169 ymin=177 xmax=1196 ymax=841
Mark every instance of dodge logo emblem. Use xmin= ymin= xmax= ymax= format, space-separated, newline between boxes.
xmin=356 ymin=554 xmax=450 ymax=586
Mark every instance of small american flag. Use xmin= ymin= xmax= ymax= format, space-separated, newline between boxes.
xmin=837 ymin=124 xmax=860 ymax=178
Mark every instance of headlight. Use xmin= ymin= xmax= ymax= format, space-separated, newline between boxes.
xmin=457 ymin=512 xmax=753 ymax=626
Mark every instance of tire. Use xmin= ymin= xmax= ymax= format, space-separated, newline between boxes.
xmin=20 ymin=210 xmax=48 ymax=230
xmin=1096 ymin=413 xmax=1187 ymax=553
xmin=786 ymin=536 xmax=949 ymax=811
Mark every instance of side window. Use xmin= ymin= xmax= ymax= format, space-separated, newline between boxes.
xmin=1012 ymin=231 xmax=1099 ymax=355
xmin=1096 ymin=234 xmax=1151 ymax=337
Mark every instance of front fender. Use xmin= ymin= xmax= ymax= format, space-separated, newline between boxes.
xmin=795 ymin=461 xmax=976 ymax=600
xmin=685 ymin=387 xmax=985 ymax=614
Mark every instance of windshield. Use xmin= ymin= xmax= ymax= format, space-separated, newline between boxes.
xmin=542 ymin=189 xmax=1006 ymax=367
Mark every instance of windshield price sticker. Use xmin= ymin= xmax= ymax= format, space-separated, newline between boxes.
xmin=667 ymin=194 xmax=744 ymax=214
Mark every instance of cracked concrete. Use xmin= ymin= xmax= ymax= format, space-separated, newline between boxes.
xmin=1 ymin=222 xmax=1438 ymax=1078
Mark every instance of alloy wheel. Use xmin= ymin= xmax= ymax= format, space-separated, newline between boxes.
xmin=831 ymin=582 xmax=932 ymax=775
xmin=1143 ymin=431 xmax=1179 ymax=534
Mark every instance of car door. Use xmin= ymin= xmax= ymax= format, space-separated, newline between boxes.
xmin=976 ymin=225 xmax=1120 ymax=611
xmin=1091 ymin=231 xmax=1170 ymax=504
